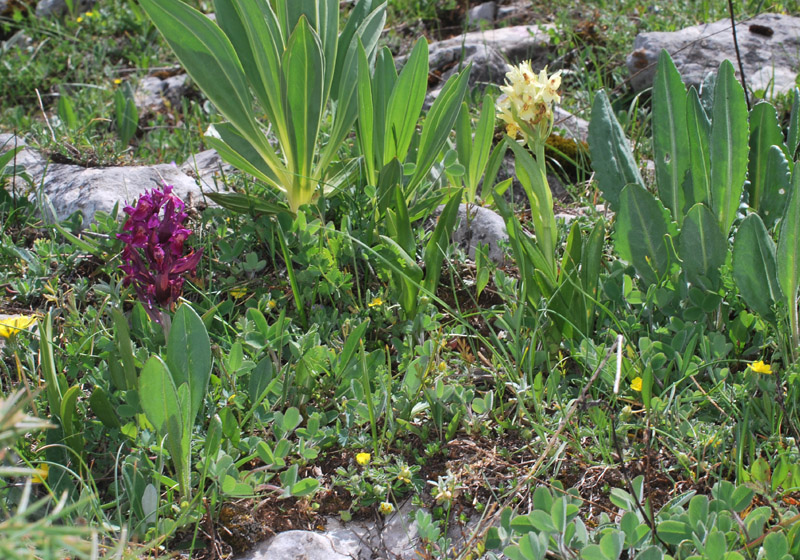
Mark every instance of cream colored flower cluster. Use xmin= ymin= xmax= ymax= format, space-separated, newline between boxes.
xmin=497 ymin=61 xmax=561 ymax=144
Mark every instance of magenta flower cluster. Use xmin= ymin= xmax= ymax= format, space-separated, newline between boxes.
xmin=117 ymin=184 xmax=202 ymax=321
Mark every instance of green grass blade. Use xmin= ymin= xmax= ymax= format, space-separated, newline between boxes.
xmin=788 ymin=87 xmax=800 ymax=159
xmin=709 ymin=60 xmax=748 ymax=235
xmin=422 ymin=189 xmax=461 ymax=294
xmin=652 ymin=49 xmax=689 ymax=224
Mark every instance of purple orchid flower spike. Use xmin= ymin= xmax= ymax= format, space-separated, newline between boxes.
xmin=118 ymin=184 xmax=203 ymax=323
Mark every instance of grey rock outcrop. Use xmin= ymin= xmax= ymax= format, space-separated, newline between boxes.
xmin=627 ymin=13 xmax=800 ymax=95
xmin=0 ymin=133 xmax=218 ymax=225
xmin=452 ymin=204 xmax=509 ymax=265
xmin=35 ymin=0 xmax=94 ymax=17
xmin=420 ymin=23 xmax=555 ymax=98
xmin=467 ymin=2 xmax=498 ymax=28
xmin=241 ymin=530 xmax=358 ymax=560
xmin=134 ymin=73 xmax=190 ymax=114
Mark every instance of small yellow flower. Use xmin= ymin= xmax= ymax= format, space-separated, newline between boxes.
xmin=267 ymin=299 xmax=277 ymax=310
xmin=750 ymin=360 xmax=773 ymax=374
xmin=378 ymin=502 xmax=394 ymax=515
xmin=84 ymin=11 xmax=95 ymax=17
xmin=76 ymin=16 xmax=83 ymax=22
xmin=397 ymin=465 xmax=412 ymax=484
xmin=31 ymin=464 xmax=49 ymax=484
xmin=368 ymin=296 xmax=383 ymax=308
xmin=230 ymin=287 xmax=247 ymax=299
xmin=437 ymin=361 xmax=447 ymax=372
xmin=0 ymin=316 xmax=37 ymax=339
xmin=356 ymin=452 xmax=371 ymax=466
xmin=631 ymin=377 xmax=643 ymax=392
xmin=113 ymin=78 xmax=122 ymax=85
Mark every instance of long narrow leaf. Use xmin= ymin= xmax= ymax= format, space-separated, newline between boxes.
xmin=709 ymin=59 xmax=748 ymax=235
xmin=748 ymin=102 xmax=787 ymax=211
xmin=282 ymin=16 xmax=325 ymax=211
xmin=384 ymin=39 xmax=427 ymax=164
xmin=652 ymin=49 xmax=689 ymax=224
xmin=686 ymin=87 xmax=712 ymax=207
xmin=679 ymin=203 xmax=726 ymax=290
xmin=407 ymin=65 xmax=472 ymax=194
xmin=733 ymin=213 xmax=781 ymax=322
xmin=778 ymin=167 xmax=800 ymax=347
xmin=588 ymin=90 xmax=645 ymax=211
xmin=615 ymin=184 xmax=672 ymax=285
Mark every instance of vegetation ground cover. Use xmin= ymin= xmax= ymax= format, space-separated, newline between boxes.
xmin=2 ymin=0 xmax=800 ymax=559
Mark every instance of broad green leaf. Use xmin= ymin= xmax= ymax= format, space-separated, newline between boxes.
xmin=615 ymin=184 xmax=672 ymax=285
xmin=763 ymin=532 xmax=789 ymax=559
xmin=282 ymin=17 xmax=325 ymax=211
xmin=139 ymin=0 xmax=268 ymax=157
xmin=733 ymin=214 xmax=781 ymax=321
xmin=657 ymin=520 xmax=692 ymax=545
xmin=679 ymin=203 xmax=726 ymax=289
xmin=166 ymin=304 xmax=212 ymax=424
xmin=89 ymin=386 xmax=121 ymax=429
xmin=204 ymin=191 xmax=286 ymax=216
xmin=111 ymin=307 xmax=138 ymax=391
xmin=748 ymin=102 xmax=787 ymax=211
xmin=705 ymin=530 xmax=727 ymax=560
xmin=758 ymin=145 xmax=792 ymax=229
xmin=139 ymin=356 xmax=182 ymax=436
xmin=652 ymin=49 xmax=689 ymax=223
xmin=332 ymin=0 xmax=374 ymax=99
xmin=710 ymin=59 xmax=749 ymax=235
xmin=204 ymin=123 xmax=281 ymax=189
xmin=588 ymin=89 xmax=645 ymax=211
xmin=686 ymin=86 xmax=712 ymax=207
xmin=372 ymin=47 xmax=397 ymax=166
xmin=291 ymin=477 xmax=320 ymax=497
xmin=688 ymin=495 xmax=710 ymax=528
xmin=633 ymin=546 xmax=664 ymax=560
xmin=59 ymin=385 xmax=81 ymax=442
xmin=599 ymin=530 xmax=625 ymax=560
xmin=470 ymin=95 xmax=495 ymax=189
xmin=507 ymin=140 xmax=557 ymax=273
xmin=778 ymin=166 xmax=800 ymax=346
xmin=319 ymin=7 xmax=385 ymax=173
xmin=214 ymin=0 xmax=285 ymax=143
xmin=384 ymin=39 xmax=427 ymax=164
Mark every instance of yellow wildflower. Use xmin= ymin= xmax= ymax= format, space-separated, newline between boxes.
xmin=397 ymin=465 xmax=412 ymax=484
xmin=113 ymin=78 xmax=122 ymax=85
xmin=31 ymin=464 xmax=49 ymax=484
xmin=750 ymin=360 xmax=773 ymax=374
xmin=631 ymin=377 xmax=643 ymax=392
xmin=356 ymin=452 xmax=371 ymax=466
xmin=230 ymin=287 xmax=247 ymax=299
xmin=76 ymin=16 xmax=83 ymax=22
xmin=0 ymin=316 xmax=37 ymax=339
xmin=378 ymin=502 xmax=394 ymax=515
xmin=368 ymin=296 xmax=383 ymax=308
xmin=267 ymin=299 xmax=277 ymax=311
xmin=497 ymin=62 xmax=561 ymax=145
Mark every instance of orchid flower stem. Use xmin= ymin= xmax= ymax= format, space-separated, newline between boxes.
xmin=277 ymin=223 xmax=307 ymax=330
